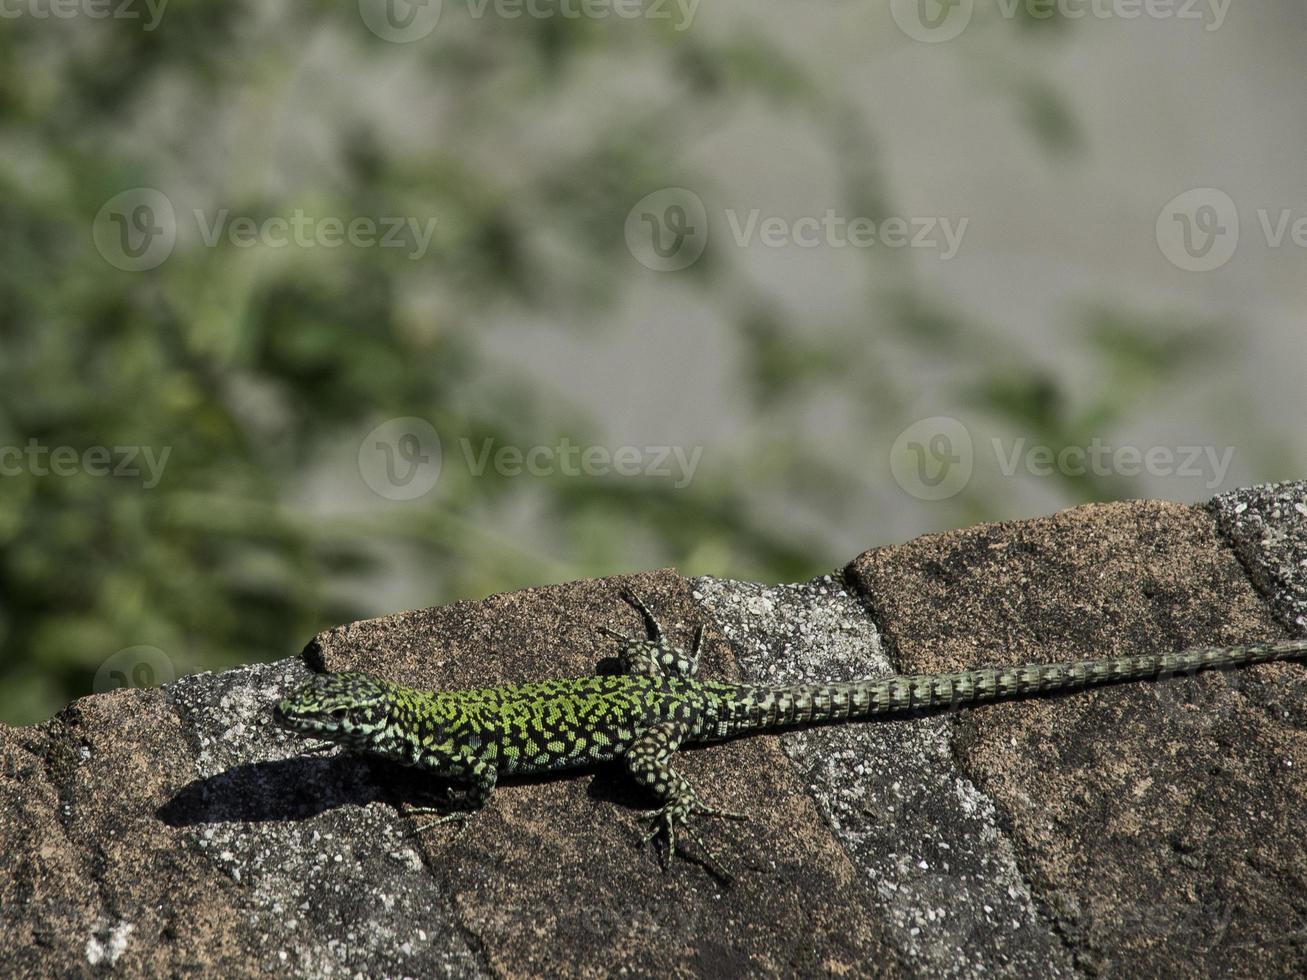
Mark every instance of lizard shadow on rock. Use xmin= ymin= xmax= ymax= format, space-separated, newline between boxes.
xmin=155 ymin=750 xmax=731 ymax=882
xmin=157 ymin=754 xmax=403 ymax=827
xmin=156 ymin=750 xmax=655 ymax=829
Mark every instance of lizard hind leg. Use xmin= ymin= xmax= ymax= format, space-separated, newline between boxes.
xmin=606 ymin=592 xmax=702 ymax=678
xmin=622 ymin=589 xmax=666 ymax=642
xmin=617 ymin=639 xmax=700 ymax=679
xmin=624 ymin=721 xmax=748 ymax=879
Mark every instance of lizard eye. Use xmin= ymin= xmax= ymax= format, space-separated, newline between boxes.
xmin=330 ymin=707 xmax=348 ymax=720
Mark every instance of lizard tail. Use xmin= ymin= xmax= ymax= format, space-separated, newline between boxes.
xmin=718 ymin=639 xmax=1307 ymax=736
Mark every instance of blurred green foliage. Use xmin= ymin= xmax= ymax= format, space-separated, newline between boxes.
xmin=0 ymin=4 xmax=1259 ymax=724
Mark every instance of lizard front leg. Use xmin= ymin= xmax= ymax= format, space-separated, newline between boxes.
xmin=407 ymin=754 xmax=497 ymax=836
xmin=623 ymin=720 xmax=747 ymax=878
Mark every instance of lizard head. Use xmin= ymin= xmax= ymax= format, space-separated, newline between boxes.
xmin=274 ymin=671 xmax=395 ymax=749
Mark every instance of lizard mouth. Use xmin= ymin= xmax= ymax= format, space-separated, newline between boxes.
xmin=273 ymin=700 xmax=319 ymax=732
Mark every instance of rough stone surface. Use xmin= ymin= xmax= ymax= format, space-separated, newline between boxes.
xmin=847 ymin=498 xmax=1307 ymax=978
xmin=0 ymin=662 xmax=482 ymax=978
xmin=692 ymin=574 xmax=1075 ymax=980
xmin=3 ymin=486 xmax=1306 ymax=978
xmin=0 ymin=689 xmax=254 ymax=977
xmin=1211 ymin=479 xmax=1307 ymax=634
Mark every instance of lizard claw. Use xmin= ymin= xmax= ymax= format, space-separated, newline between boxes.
xmin=692 ymin=802 xmax=749 ymax=822
xmin=405 ymin=787 xmax=480 ymax=838
xmin=634 ymin=796 xmax=746 ymax=881
xmin=408 ymin=808 xmax=475 ymax=838
xmin=636 ymin=805 xmax=678 ymax=867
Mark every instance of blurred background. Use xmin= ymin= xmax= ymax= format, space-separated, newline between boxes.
xmin=1 ymin=1 xmax=1303 ymax=723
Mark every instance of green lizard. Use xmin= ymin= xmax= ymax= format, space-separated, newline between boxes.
xmin=273 ymin=592 xmax=1307 ymax=876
